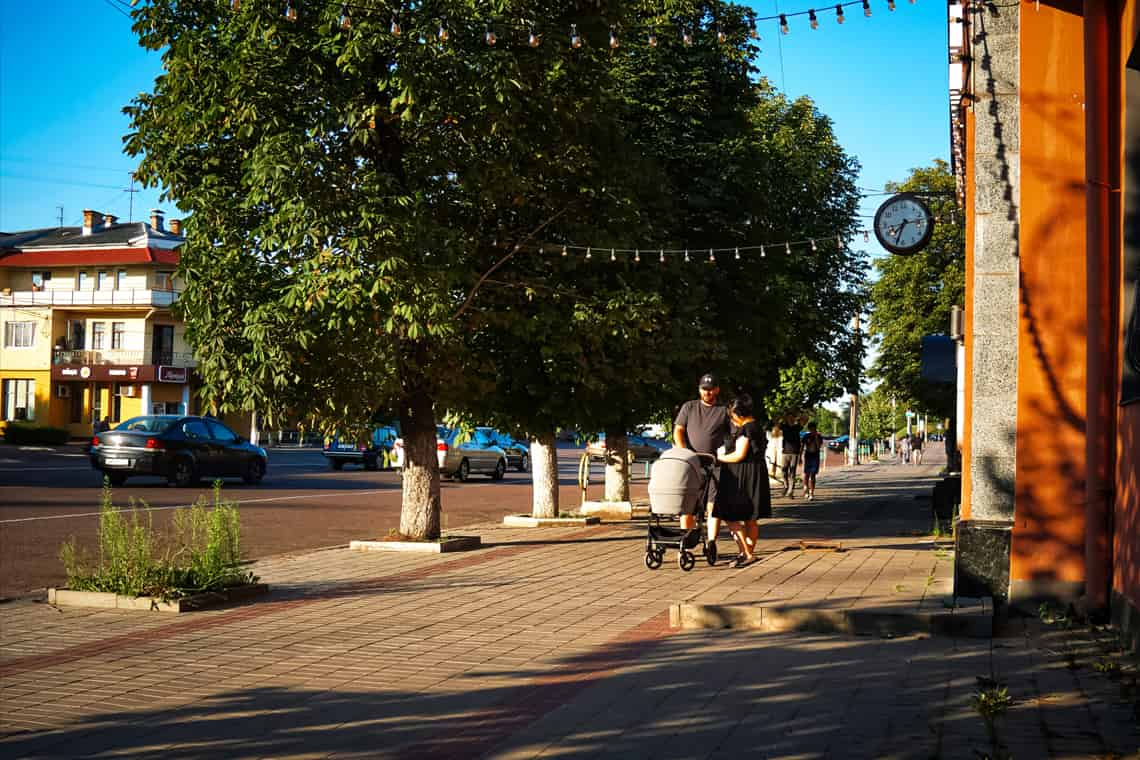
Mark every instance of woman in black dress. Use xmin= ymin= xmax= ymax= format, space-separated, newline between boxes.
xmin=713 ymin=395 xmax=771 ymax=567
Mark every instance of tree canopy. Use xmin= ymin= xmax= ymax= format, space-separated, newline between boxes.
xmin=866 ymin=160 xmax=964 ymax=418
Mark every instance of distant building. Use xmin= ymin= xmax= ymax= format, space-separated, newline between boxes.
xmin=0 ymin=208 xmax=196 ymax=437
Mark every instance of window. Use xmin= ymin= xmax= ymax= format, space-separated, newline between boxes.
xmin=182 ymin=420 xmax=210 ymax=440
xmin=116 ymin=269 xmax=127 ymax=290
xmin=3 ymin=322 xmax=35 ymax=348
xmin=31 ymin=271 xmax=51 ymax=289
xmin=206 ymin=420 xmax=239 ymax=443
xmin=97 ymin=270 xmax=109 ymax=290
xmin=77 ymin=271 xmax=89 ymax=290
xmin=91 ymin=322 xmax=106 ymax=350
xmin=111 ymin=322 xmax=125 ymax=350
xmin=155 ymin=270 xmax=174 ymax=291
xmin=2 ymin=379 xmax=35 ymax=421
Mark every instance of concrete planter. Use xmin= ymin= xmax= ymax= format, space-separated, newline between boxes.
xmin=47 ymin=583 xmax=269 ymax=613
xmin=502 ymin=514 xmax=601 ymax=528
xmin=350 ymin=535 xmax=481 ymax=553
xmin=580 ymin=500 xmax=633 ymax=520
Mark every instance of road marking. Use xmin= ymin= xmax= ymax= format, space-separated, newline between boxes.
xmin=0 ymin=488 xmax=397 ymax=524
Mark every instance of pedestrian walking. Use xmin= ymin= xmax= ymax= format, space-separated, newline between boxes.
xmin=911 ymin=433 xmax=924 ymax=465
xmin=899 ymin=434 xmax=912 ymax=464
xmin=714 ymin=394 xmax=770 ymax=567
xmin=779 ymin=414 xmax=804 ymax=497
xmin=800 ymin=421 xmax=824 ymax=500
xmin=673 ymin=373 xmax=730 ymax=553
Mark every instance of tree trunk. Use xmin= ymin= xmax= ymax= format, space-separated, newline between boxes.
xmin=531 ymin=431 xmax=559 ymax=518
xmin=603 ymin=427 xmax=630 ymax=502
xmin=398 ymin=386 xmax=441 ymax=539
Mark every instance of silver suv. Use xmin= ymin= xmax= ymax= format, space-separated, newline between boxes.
xmin=393 ymin=425 xmax=507 ymax=481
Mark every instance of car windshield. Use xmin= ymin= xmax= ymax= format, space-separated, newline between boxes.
xmin=117 ymin=416 xmax=178 ymax=434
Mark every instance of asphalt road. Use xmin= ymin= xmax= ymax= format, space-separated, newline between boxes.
xmin=0 ymin=443 xmax=649 ymax=598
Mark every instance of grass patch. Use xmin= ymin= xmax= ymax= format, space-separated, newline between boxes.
xmin=59 ymin=481 xmax=257 ymax=600
xmin=971 ymin=682 xmax=1012 ymax=722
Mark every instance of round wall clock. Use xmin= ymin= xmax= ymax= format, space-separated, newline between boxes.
xmin=873 ymin=192 xmax=935 ymax=255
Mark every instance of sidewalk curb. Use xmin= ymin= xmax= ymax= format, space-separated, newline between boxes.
xmin=670 ymin=598 xmax=994 ymax=638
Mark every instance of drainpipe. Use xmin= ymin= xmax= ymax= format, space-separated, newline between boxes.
xmin=1083 ymin=0 xmax=1119 ymax=614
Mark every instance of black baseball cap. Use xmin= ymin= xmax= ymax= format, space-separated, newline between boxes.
xmin=699 ymin=373 xmax=718 ymax=389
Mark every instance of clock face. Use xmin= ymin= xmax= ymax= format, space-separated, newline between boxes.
xmin=873 ymin=193 xmax=934 ymax=255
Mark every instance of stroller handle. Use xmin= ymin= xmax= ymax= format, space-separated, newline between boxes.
xmin=695 ymin=452 xmax=717 ymax=463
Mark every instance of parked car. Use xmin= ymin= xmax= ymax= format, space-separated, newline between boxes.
xmin=586 ymin=433 xmax=667 ymax=462
xmin=90 ymin=415 xmax=268 ymax=487
xmin=322 ymin=425 xmax=399 ymax=471
xmin=475 ymin=428 xmax=530 ymax=472
xmin=392 ymin=425 xmax=508 ymax=481
xmin=827 ymin=434 xmax=850 ymax=451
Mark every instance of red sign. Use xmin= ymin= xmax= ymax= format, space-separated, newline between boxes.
xmin=158 ymin=366 xmax=188 ymax=383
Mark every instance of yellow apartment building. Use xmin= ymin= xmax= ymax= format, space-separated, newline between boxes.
xmin=0 ymin=208 xmax=197 ymax=438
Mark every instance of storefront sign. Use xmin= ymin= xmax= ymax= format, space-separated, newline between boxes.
xmin=158 ymin=366 xmax=188 ymax=383
xmin=52 ymin=365 xmax=158 ymax=383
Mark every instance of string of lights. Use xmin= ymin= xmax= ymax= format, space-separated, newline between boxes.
xmin=115 ymin=0 xmax=919 ymax=49
xmin=522 ymin=231 xmax=861 ymax=263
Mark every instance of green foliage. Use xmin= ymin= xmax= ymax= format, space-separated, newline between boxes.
xmin=59 ymin=482 xmax=255 ymax=599
xmin=971 ymin=685 xmax=1012 ymax=723
xmin=867 ymin=160 xmax=964 ymax=418
xmin=857 ymin=386 xmax=898 ymax=441
xmin=3 ymin=423 xmax=71 ymax=445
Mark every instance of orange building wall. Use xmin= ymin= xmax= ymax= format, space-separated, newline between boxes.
xmin=961 ymin=105 xmax=976 ymax=520
xmin=1114 ymin=0 xmax=1140 ymax=617
xmin=1011 ymin=2 xmax=1089 ymax=587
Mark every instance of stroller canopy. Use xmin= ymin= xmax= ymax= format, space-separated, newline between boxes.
xmin=648 ymin=447 xmax=706 ymax=515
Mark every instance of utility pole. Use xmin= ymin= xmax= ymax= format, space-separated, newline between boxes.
xmin=848 ymin=311 xmax=860 ymax=466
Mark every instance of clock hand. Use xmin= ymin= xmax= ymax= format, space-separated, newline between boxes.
xmin=894 ymin=219 xmax=909 ymax=245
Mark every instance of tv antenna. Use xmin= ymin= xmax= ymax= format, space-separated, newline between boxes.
xmin=125 ymin=172 xmax=139 ymax=222
xmin=56 ymin=205 xmax=64 ymax=229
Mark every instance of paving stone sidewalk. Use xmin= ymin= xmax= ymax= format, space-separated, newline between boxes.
xmin=2 ymin=455 xmax=1137 ymax=758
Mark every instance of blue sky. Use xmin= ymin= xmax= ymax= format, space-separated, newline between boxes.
xmin=1 ymin=0 xmax=950 ymax=249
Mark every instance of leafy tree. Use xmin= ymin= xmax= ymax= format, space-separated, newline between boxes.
xmin=867 ymin=160 xmax=965 ymax=418
xmin=857 ymin=387 xmax=896 ymax=442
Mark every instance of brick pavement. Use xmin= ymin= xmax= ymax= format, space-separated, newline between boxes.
xmin=1 ymin=453 xmax=1137 ymax=758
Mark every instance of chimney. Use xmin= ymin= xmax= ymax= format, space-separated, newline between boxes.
xmin=103 ymin=213 xmax=118 ymax=229
xmin=149 ymin=209 xmax=165 ymax=232
xmin=82 ymin=209 xmax=103 ymax=236
xmin=168 ymin=218 xmax=182 ymax=236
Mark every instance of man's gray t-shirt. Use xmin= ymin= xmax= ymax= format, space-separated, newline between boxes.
xmin=675 ymin=400 xmax=730 ymax=455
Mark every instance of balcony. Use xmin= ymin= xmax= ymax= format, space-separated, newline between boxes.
xmin=0 ymin=289 xmax=180 ymax=308
xmin=52 ymin=349 xmax=198 ymax=368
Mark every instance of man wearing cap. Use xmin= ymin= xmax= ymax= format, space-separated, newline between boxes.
xmin=673 ymin=374 xmax=730 ymax=556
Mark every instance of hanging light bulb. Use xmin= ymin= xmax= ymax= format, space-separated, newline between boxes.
xmin=836 ymin=234 xmax=843 ymax=247
xmin=610 ymin=26 xmax=619 ymax=49
xmin=811 ymin=238 xmax=818 ymax=251
xmin=438 ymin=18 xmax=450 ymax=42
xmin=708 ymin=248 xmax=715 ymax=263
xmin=836 ymin=4 xmax=845 ymax=23
xmin=284 ymin=0 xmax=296 ymax=22
xmin=529 ymin=26 xmax=541 ymax=47
xmin=785 ymin=242 xmax=792 ymax=255
xmin=684 ymin=249 xmax=690 ymax=262
xmin=570 ymin=24 xmax=582 ymax=49
xmin=635 ymin=249 xmax=641 ymax=263
xmin=390 ymin=15 xmax=402 ymax=35
xmin=779 ymin=14 xmax=789 ymax=34
xmin=863 ymin=0 xmax=873 ymax=16
xmin=485 ymin=22 xmax=497 ymax=46
xmin=561 ymin=245 xmax=568 ymax=257
xmin=863 ymin=230 xmax=870 ymax=242
xmin=734 ymin=247 xmax=741 ymax=260
xmin=585 ymin=247 xmax=593 ymax=260
xmin=760 ymin=245 xmax=766 ymax=258
xmin=682 ymin=27 xmax=693 ymax=46
xmin=888 ymin=0 xmax=896 ymax=9
xmin=648 ymin=27 xmax=658 ymax=46
xmin=610 ymin=248 xmax=617 ymax=262
xmin=659 ymin=250 xmax=665 ymax=263
xmin=339 ymin=4 xmax=351 ymax=30
xmin=716 ymin=25 xmax=726 ymax=43
xmin=809 ymin=9 xmax=820 ymax=29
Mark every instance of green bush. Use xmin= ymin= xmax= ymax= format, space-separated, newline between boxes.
xmin=4 ymin=422 xmax=71 ymax=445
xmin=60 ymin=481 xmax=257 ymax=599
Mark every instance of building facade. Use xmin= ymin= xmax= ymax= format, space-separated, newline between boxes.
xmin=0 ymin=209 xmax=197 ymax=438
xmin=950 ymin=0 xmax=1140 ymax=649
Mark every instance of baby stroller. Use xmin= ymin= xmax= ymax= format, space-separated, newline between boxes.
xmin=645 ymin=448 xmax=718 ymax=571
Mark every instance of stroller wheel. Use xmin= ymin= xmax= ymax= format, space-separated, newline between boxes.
xmin=678 ymin=550 xmax=696 ymax=572
xmin=706 ymin=541 xmax=718 ymax=565
xmin=645 ymin=550 xmax=663 ymax=570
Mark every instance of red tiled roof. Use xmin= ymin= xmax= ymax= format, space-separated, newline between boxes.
xmin=0 ymin=248 xmax=180 ymax=267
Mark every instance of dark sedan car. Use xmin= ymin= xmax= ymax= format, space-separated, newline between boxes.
xmin=475 ymin=428 xmax=531 ymax=472
xmin=90 ymin=415 xmax=268 ymax=487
